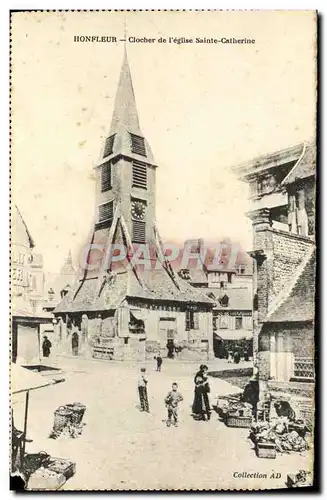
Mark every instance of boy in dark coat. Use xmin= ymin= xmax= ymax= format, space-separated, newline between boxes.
xmin=156 ymin=355 xmax=163 ymax=372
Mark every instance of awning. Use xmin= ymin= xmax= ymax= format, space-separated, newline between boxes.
xmin=11 ymin=364 xmax=57 ymax=394
xmin=214 ymin=330 xmax=253 ymax=341
xmin=12 ymin=309 xmax=54 ymax=324
xmin=130 ymin=309 xmax=145 ymax=322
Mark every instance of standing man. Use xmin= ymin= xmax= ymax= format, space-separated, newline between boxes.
xmin=42 ymin=335 xmax=52 ymax=358
xmin=72 ymin=331 xmax=79 ymax=356
xmin=138 ymin=367 xmax=149 ymax=412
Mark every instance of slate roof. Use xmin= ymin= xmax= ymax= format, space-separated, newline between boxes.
xmin=267 ymin=248 xmax=316 ymax=323
xmin=282 ymin=142 xmax=316 ymax=185
xmin=54 ymin=263 xmax=214 ymax=314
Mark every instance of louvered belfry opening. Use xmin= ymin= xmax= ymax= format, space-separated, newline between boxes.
xmin=132 ymin=161 xmax=147 ymax=189
xmin=130 ymin=133 xmax=146 ymax=157
xmin=132 ymin=220 xmax=146 ymax=244
xmin=103 ymin=134 xmax=116 ymax=158
xmin=96 ymin=200 xmax=114 ymax=230
xmin=101 ymin=161 xmax=111 ymax=192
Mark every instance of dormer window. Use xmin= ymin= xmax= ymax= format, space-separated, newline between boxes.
xmin=219 ymin=294 xmax=229 ymax=307
xmin=130 ymin=133 xmax=146 ymax=157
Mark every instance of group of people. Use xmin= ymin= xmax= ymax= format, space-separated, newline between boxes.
xmin=137 ymin=363 xmax=211 ymax=427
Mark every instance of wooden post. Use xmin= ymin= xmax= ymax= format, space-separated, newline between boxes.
xmin=22 ymin=391 xmax=30 ymax=466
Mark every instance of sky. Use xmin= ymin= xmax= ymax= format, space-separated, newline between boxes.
xmin=11 ymin=10 xmax=316 ymax=273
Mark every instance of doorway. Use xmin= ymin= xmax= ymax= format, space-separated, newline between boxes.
xmin=159 ymin=318 xmax=177 ymax=358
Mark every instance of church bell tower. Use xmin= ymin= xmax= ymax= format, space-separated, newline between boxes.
xmin=94 ymin=48 xmax=157 ymax=253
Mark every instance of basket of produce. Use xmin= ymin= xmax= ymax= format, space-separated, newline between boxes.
xmin=65 ymin=403 xmax=86 ymax=425
xmin=47 ymin=457 xmax=76 ymax=480
xmin=286 ymin=470 xmax=312 ymax=488
xmin=249 ymin=420 xmax=309 ymax=455
xmin=23 ymin=452 xmax=51 ymax=478
xmin=53 ymin=406 xmax=73 ymax=432
xmin=255 ymin=441 xmax=276 ymax=459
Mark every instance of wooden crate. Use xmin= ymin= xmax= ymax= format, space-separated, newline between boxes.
xmin=255 ymin=442 xmax=276 ymax=459
xmin=226 ymin=415 xmax=252 ymax=428
xmin=47 ymin=458 xmax=76 ymax=480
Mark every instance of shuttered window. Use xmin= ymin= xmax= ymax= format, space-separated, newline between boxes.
xmin=99 ymin=201 xmax=113 ymax=222
xmin=132 ymin=220 xmax=146 ymax=243
xmin=101 ymin=162 xmax=111 ymax=192
xmin=185 ymin=311 xmax=199 ymax=330
xmin=130 ymin=133 xmax=146 ymax=156
xmin=132 ymin=161 xmax=147 ymax=189
xmin=103 ymin=134 xmax=115 ymax=158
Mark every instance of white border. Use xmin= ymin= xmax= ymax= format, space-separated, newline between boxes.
xmin=2 ymin=1 xmax=324 ymax=498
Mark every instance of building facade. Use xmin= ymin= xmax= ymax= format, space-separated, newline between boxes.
xmin=233 ymin=142 xmax=316 ymax=385
xmin=11 ymin=205 xmax=53 ymax=365
xmin=53 ymin=50 xmax=214 ymax=361
xmin=178 ymin=238 xmax=253 ymax=358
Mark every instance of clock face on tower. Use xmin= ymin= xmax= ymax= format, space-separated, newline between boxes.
xmin=131 ymin=199 xmax=146 ymax=220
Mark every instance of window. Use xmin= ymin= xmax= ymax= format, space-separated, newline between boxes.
xmin=235 ymin=317 xmax=242 ymax=330
xmin=238 ymin=265 xmax=246 ymax=275
xmin=185 ymin=311 xmax=199 ymax=330
xmin=101 ymin=162 xmax=111 ymax=192
xmin=132 ymin=220 xmax=146 ymax=243
xmin=103 ymin=134 xmax=115 ymax=158
xmin=132 ymin=161 xmax=147 ymax=189
xmin=219 ymin=294 xmax=229 ymax=307
xmin=130 ymin=133 xmax=146 ymax=156
xmin=96 ymin=201 xmax=114 ymax=229
xmin=220 ymin=315 xmax=228 ymax=329
xmin=99 ymin=201 xmax=113 ymax=222
xmin=227 ymin=273 xmax=232 ymax=283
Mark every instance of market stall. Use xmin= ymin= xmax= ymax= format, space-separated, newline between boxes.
xmin=11 ymin=364 xmax=73 ymax=490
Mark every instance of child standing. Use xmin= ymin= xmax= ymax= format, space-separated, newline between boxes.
xmin=164 ymin=382 xmax=183 ymax=427
xmin=156 ymin=355 xmax=163 ymax=372
xmin=138 ymin=367 xmax=149 ymax=412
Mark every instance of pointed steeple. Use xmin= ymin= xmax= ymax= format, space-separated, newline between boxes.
xmin=60 ymin=249 xmax=75 ymax=276
xmin=109 ymin=46 xmax=142 ymax=137
xmin=101 ymin=48 xmax=155 ymax=165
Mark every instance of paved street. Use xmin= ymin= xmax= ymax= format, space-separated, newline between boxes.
xmin=13 ymin=357 xmax=312 ymax=491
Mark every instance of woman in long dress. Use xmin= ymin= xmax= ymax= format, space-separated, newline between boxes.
xmin=192 ymin=364 xmax=211 ymax=421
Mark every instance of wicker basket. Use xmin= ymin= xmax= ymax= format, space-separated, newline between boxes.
xmin=53 ymin=406 xmax=73 ymax=432
xmin=65 ymin=403 xmax=86 ymax=425
xmin=226 ymin=415 xmax=252 ymax=428
xmin=256 ymin=442 xmax=276 ymax=459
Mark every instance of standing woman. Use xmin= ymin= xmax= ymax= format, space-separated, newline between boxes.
xmin=192 ymin=364 xmax=211 ymax=421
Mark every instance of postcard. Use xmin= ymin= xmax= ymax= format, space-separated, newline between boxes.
xmin=10 ymin=10 xmax=317 ymax=491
